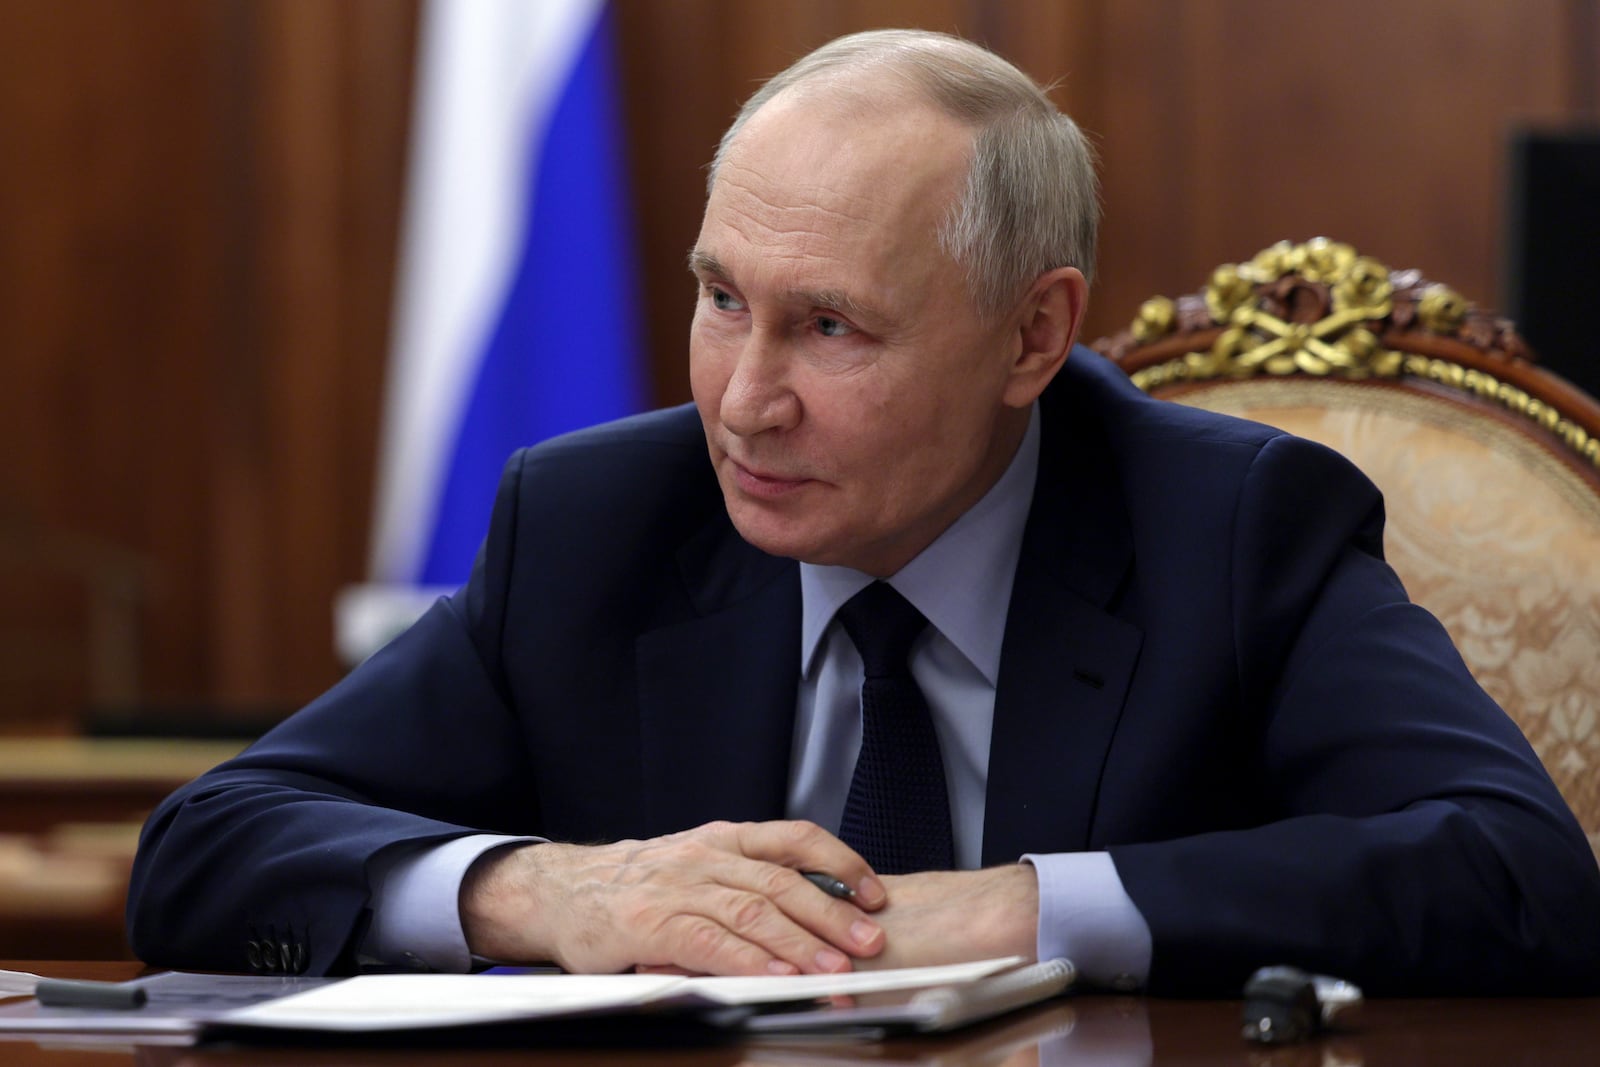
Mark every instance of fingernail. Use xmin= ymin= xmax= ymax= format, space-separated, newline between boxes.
xmin=857 ymin=876 xmax=886 ymax=906
xmin=851 ymin=919 xmax=882 ymax=949
xmin=814 ymin=947 xmax=850 ymax=972
xmin=767 ymin=959 xmax=799 ymax=976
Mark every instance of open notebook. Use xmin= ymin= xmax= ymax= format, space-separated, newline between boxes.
xmin=214 ymin=956 xmax=1074 ymax=1036
xmin=1 ymin=957 xmax=1074 ymax=1041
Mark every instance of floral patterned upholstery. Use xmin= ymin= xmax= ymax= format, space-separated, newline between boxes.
xmin=1093 ymin=240 xmax=1600 ymax=863
xmin=1179 ymin=381 xmax=1600 ymax=861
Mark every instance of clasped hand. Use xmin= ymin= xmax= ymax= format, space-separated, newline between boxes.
xmin=460 ymin=820 xmax=888 ymax=975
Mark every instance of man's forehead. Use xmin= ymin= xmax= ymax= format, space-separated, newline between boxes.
xmin=718 ymin=85 xmax=971 ymax=210
xmin=696 ymin=91 xmax=970 ymax=302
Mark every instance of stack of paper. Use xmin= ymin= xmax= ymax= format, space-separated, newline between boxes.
xmin=219 ymin=957 xmax=1031 ymax=1032
xmin=0 ymin=956 xmax=1075 ymax=1042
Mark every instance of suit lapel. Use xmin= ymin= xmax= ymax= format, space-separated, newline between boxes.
xmin=636 ymin=519 xmax=801 ymax=837
xmin=983 ymin=373 xmax=1145 ymax=863
xmin=633 ymin=352 xmax=1148 ymax=859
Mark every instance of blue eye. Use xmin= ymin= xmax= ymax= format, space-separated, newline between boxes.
xmin=710 ymin=287 xmax=744 ymax=312
xmin=815 ymin=315 xmax=854 ymax=338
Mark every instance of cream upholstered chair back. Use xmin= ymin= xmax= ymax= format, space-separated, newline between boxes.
xmin=1093 ymin=240 xmax=1600 ymax=862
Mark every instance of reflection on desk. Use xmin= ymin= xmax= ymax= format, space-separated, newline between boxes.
xmin=747 ymin=999 xmax=1116 ymax=1066
xmin=2 ymin=962 xmax=1599 ymax=1067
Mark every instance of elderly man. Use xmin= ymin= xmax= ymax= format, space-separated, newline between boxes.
xmin=128 ymin=30 xmax=1600 ymax=995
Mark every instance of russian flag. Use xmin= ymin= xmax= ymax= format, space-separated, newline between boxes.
xmin=339 ymin=0 xmax=644 ymax=663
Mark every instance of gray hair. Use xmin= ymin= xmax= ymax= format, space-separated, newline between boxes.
xmin=708 ymin=29 xmax=1099 ymax=319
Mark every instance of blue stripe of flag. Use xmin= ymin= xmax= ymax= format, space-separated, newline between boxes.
xmin=419 ymin=6 xmax=645 ymax=585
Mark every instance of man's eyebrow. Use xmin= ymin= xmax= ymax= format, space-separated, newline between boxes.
xmin=794 ymin=287 xmax=885 ymax=326
xmin=686 ymin=249 xmax=891 ymax=328
xmin=687 ymin=250 xmax=724 ymax=278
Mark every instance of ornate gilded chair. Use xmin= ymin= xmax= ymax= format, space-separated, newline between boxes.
xmin=1093 ymin=239 xmax=1600 ymax=861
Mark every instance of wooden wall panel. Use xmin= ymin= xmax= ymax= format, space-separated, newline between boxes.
xmin=1119 ymin=0 xmax=1569 ymax=323
xmin=204 ymin=0 xmax=412 ymax=707
xmin=1 ymin=0 xmax=1595 ymax=731
xmin=0 ymin=0 xmax=225 ymax=727
xmin=0 ymin=0 xmax=412 ymax=728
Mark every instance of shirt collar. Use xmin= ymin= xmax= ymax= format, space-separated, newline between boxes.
xmin=799 ymin=403 xmax=1041 ymax=685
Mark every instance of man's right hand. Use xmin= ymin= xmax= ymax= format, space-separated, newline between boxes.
xmin=459 ymin=820 xmax=887 ymax=976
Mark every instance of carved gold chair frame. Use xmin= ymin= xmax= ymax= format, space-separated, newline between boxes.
xmin=1094 ymin=237 xmax=1600 ymax=489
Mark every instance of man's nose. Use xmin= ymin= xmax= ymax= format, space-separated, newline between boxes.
xmin=720 ymin=328 xmax=800 ymax=436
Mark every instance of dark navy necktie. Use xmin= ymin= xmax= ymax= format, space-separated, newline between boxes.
xmin=836 ymin=581 xmax=954 ymax=874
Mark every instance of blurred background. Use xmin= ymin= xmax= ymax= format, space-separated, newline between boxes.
xmin=0 ymin=0 xmax=1594 ymax=957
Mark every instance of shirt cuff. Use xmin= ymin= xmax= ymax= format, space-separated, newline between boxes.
xmin=363 ymin=834 xmax=537 ymax=972
xmin=1022 ymin=851 xmax=1152 ymax=991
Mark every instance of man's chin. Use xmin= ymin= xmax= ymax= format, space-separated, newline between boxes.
xmin=724 ymin=504 xmax=831 ymax=564
xmin=727 ymin=521 xmax=811 ymax=563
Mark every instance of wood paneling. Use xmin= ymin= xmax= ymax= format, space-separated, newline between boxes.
xmin=204 ymin=0 xmax=413 ymax=706
xmin=1082 ymin=0 xmax=1578 ymax=340
xmin=0 ymin=0 xmax=414 ymax=728
xmin=1 ymin=0 xmax=226 ymax=727
xmin=0 ymin=1 xmax=1595 ymax=730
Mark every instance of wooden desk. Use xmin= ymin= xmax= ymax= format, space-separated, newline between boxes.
xmin=0 ymin=739 xmax=243 ymax=835
xmin=0 ymin=739 xmax=243 ymax=959
xmin=2 ymin=961 xmax=1598 ymax=1066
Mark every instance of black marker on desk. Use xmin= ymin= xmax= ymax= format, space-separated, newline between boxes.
xmin=802 ymin=871 xmax=855 ymax=899
xmin=35 ymin=978 xmax=148 ymax=1010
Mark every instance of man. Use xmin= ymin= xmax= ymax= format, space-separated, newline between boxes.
xmin=128 ymin=30 xmax=1600 ymax=995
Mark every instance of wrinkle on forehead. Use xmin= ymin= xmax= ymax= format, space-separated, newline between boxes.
xmin=697 ymin=88 xmax=975 ymax=323
xmin=718 ymin=88 xmax=970 ymax=217
xmin=703 ymin=200 xmax=826 ymax=265
xmin=714 ymin=176 xmax=882 ymax=244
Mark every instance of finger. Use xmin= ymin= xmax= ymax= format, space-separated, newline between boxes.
xmin=756 ymin=863 xmax=887 ymax=962
xmin=690 ymin=822 xmax=891 ymax=961
xmin=653 ymin=911 xmax=804 ymax=977
xmin=724 ymin=820 xmax=888 ymax=908
xmin=625 ymin=849 xmax=865 ymax=976
xmin=544 ymin=830 xmax=879 ymax=976
xmin=589 ymin=838 xmax=832 ymax=975
xmin=699 ymin=859 xmax=885 ymax=969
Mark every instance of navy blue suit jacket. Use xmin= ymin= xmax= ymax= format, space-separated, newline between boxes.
xmin=128 ymin=347 xmax=1600 ymax=993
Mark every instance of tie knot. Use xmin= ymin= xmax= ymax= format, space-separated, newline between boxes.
xmin=837 ymin=582 xmax=928 ymax=678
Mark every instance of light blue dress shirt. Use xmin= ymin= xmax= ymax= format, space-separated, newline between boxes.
xmin=367 ymin=404 xmax=1151 ymax=986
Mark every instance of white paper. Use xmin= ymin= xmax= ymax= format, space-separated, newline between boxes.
xmin=220 ymin=973 xmax=683 ymax=1031
xmin=0 ymin=969 xmax=41 ymax=999
xmin=220 ymin=957 xmax=1025 ymax=1032
xmin=686 ymin=957 xmax=1023 ymax=1005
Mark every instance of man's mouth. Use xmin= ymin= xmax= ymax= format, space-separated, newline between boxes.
xmin=729 ymin=459 xmax=813 ymax=498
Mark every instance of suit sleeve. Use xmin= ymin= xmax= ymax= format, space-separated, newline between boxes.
xmin=126 ymin=451 xmax=540 ymax=975
xmin=1109 ymin=433 xmax=1600 ymax=995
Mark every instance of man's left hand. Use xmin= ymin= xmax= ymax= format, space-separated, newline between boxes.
xmin=859 ymin=864 xmax=1039 ymax=969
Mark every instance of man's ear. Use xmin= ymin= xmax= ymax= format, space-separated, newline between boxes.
xmin=1003 ymin=266 xmax=1088 ymax=408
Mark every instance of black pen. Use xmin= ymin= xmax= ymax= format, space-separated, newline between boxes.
xmin=34 ymin=978 xmax=148 ymax=1010
xmin=801 ymin=871 xmax=855 ymax=899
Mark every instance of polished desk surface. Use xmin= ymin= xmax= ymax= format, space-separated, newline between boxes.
xmin=3 ymin=961 xmax=1598 ymax=1066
